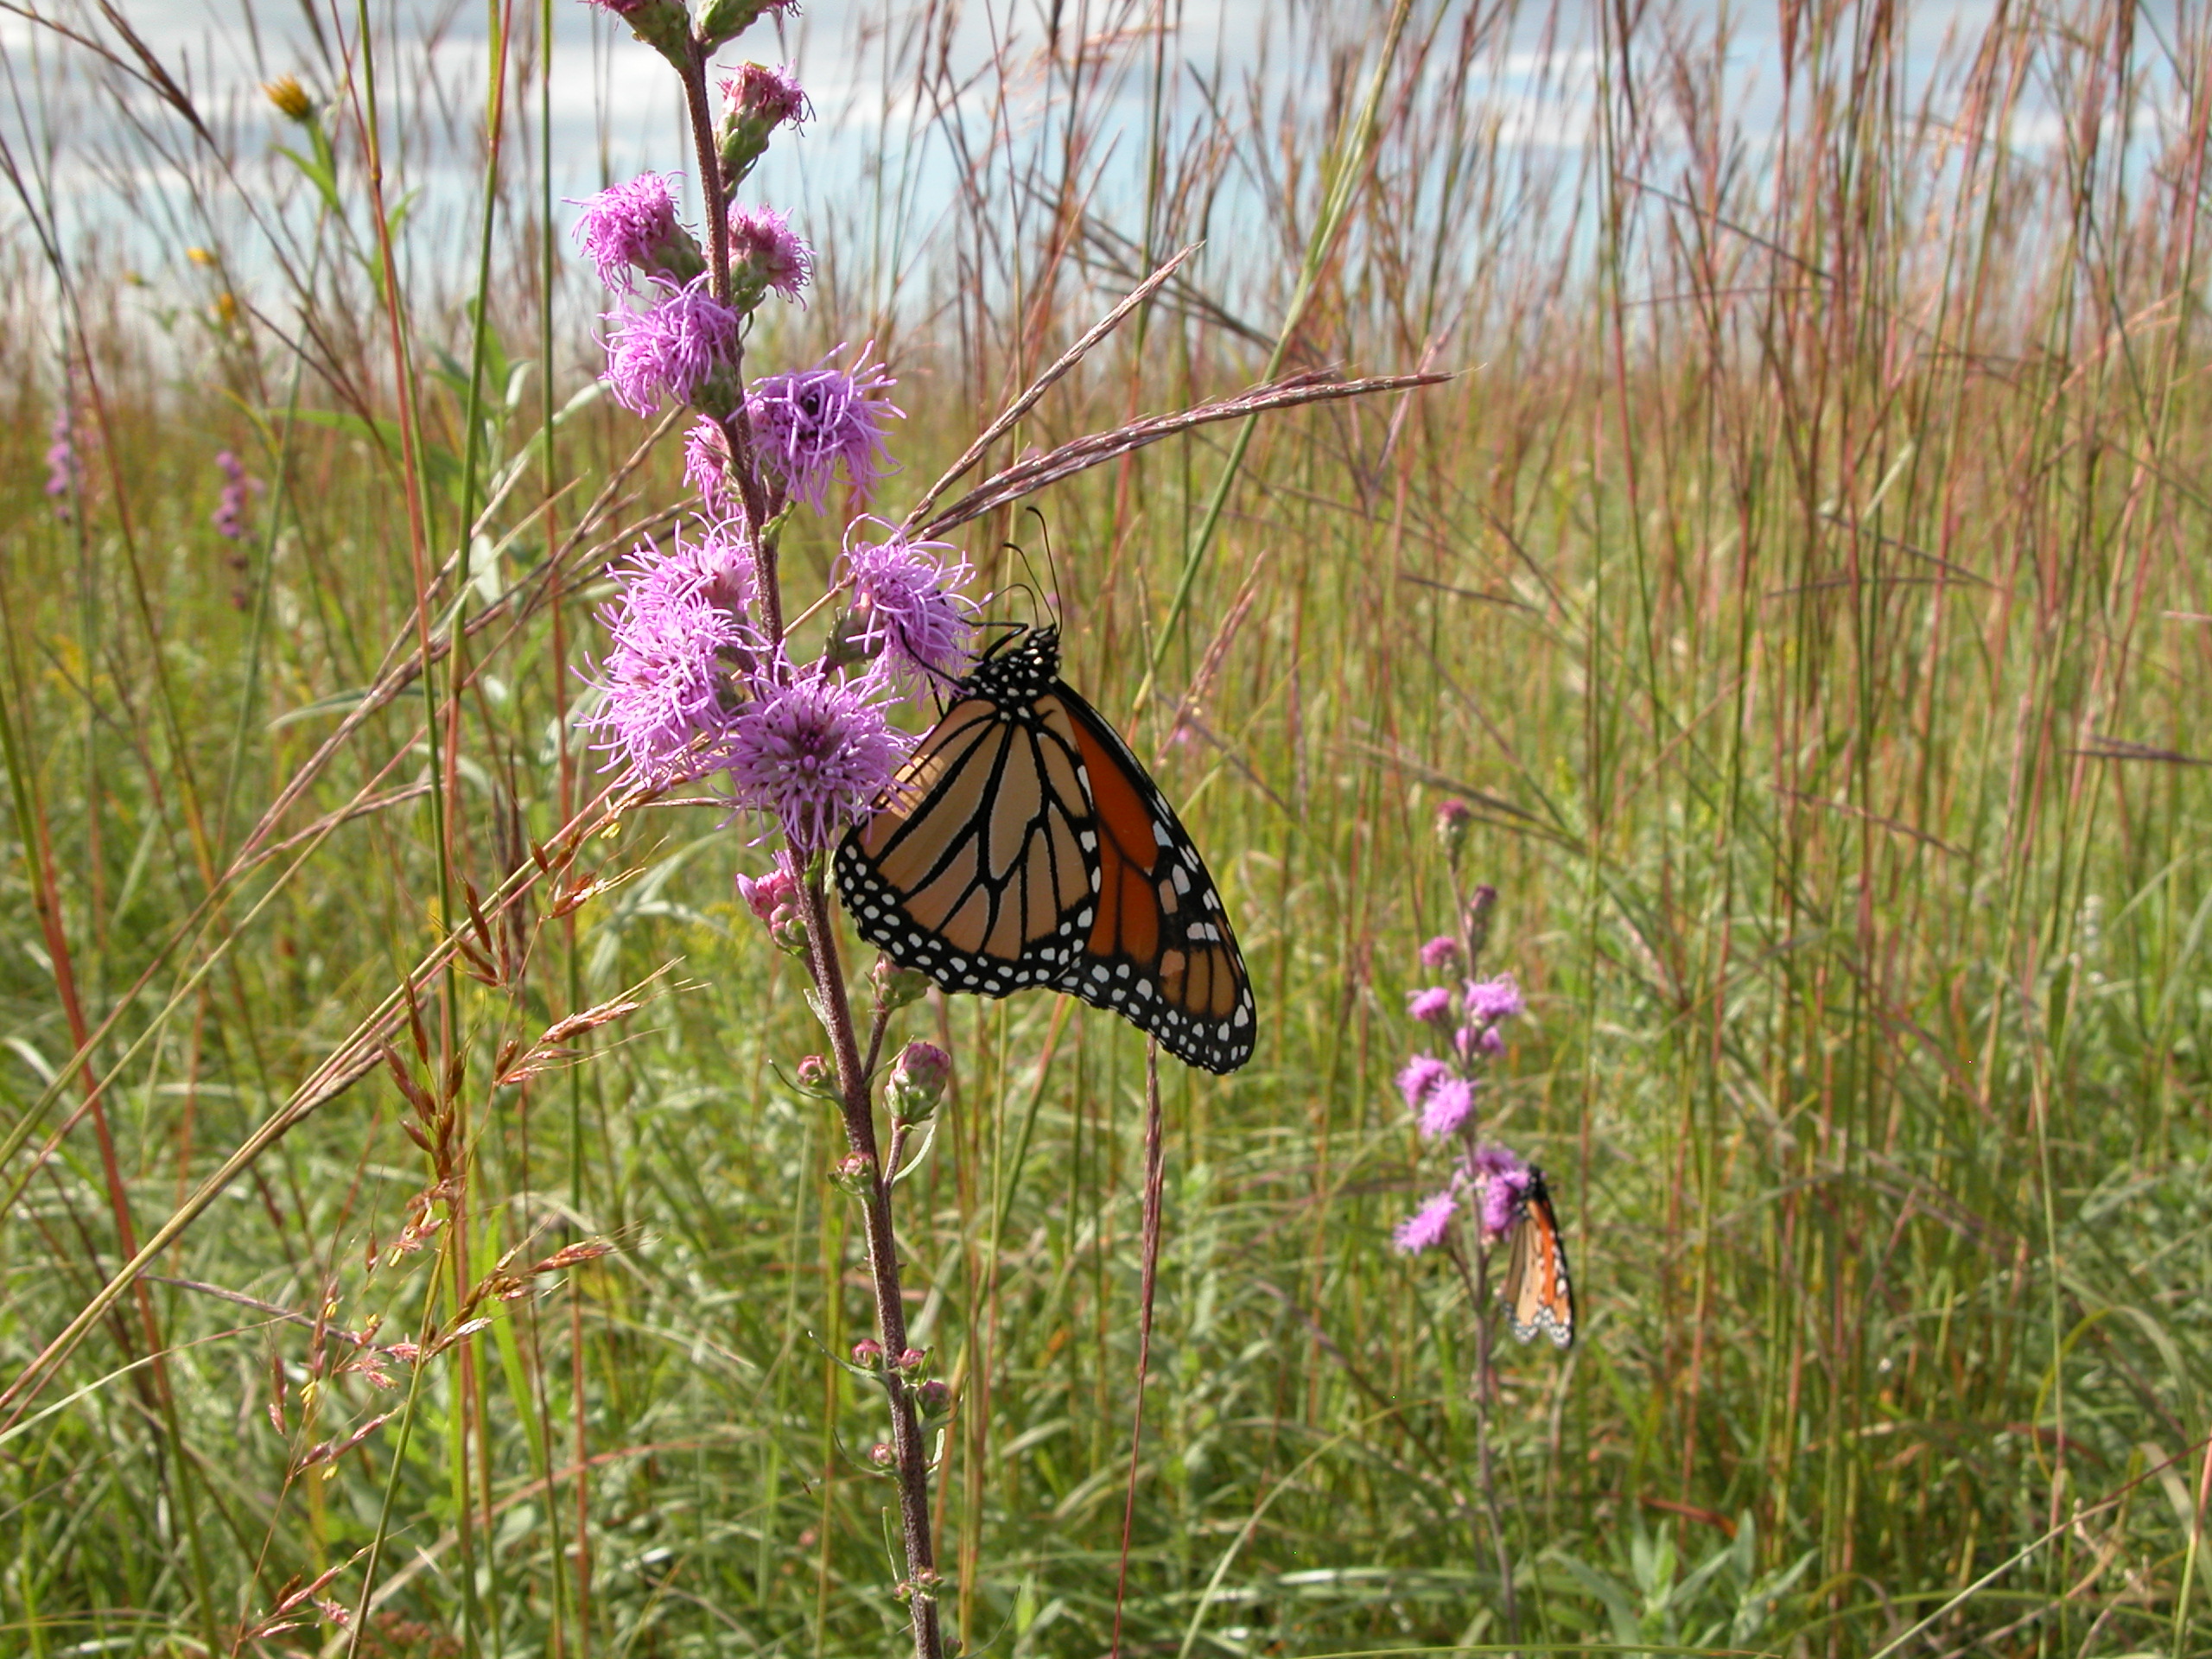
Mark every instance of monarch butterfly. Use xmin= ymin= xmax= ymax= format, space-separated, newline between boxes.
xmin=1501 ymin=1167 xmax=1575 ymax=1347
xmin=834 ymin=625 xmax=1256 ymax=1073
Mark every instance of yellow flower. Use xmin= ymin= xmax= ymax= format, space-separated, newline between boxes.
xmin=264 ymin=75 xmax=314 ymax=122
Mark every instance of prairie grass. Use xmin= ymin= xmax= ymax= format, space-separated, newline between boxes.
xmin=1 ymin=0 xmax=2209 ymax=1654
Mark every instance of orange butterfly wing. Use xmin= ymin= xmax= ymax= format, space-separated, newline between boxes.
xmin=1046 ymin=687 xmax=1255 ymax=1073
xmin=1503 ymin=1169 xmax=1575 ymax=1348
xmin=834 ymin=628 xmax=1255 ymax=1073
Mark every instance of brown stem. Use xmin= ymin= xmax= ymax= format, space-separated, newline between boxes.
xmin=677 ymin=47 xmax=731 ymax=305
xmin=1468 ymin=1243 xmax=1519 ymax=1647
xmin=793 ymin=874 xmax=944 ymax=1659
xmin=1109 ymin=1043 xmax=1168 ymax=1659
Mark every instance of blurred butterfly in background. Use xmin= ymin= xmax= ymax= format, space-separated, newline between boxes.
xmin=835 ymin=624 xmax=1256 ymax=1073
xmin=1502 ymin=1166 xmax=1575 ymax=1347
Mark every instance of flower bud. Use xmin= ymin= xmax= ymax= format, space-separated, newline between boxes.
xmin=795 ymin=1054 xmax=841 ymax=1102
xmin=590 ymin=0 xmax=692 ymax=63
xmin=850 ymin=1338 xmax=883 ymax=1368
xmin=868 ymin=1440 xmax=895 ymax=1468
xmin=1434 ymin=798 xmax=1475 ymax=866
xmin=829 ymin=1153 xmax=874 ymax=1197
xmin=870 ymin=958 xmax=931 ymax=1012
xmin=1418 ymin=934 xmax=1462 ymax=971
xmin=914 ymin=1378 xmax=952 ymax=1419
xmin=894 ymin=1347 xmax=926 ymax=1375
xmin=264 ymin=76 xmax=315 ymax=123
xmin=895 ymin=1567 xmax=944 ymax=1604
xmin=694 ymin=0 xmax=797 ymax=50
xmin=715 ymin=64 xmax=809 ymax=184
xmin=887 ymin=1041 xmax=950 ymax=1122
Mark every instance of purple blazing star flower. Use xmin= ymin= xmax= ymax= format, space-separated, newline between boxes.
xmin=45 ymin=408 xmax=77 ymax=517
xmin=577 ymin=526 xmax=755 ymax=783
xmin=602 ymin=276 xmax=744 ymax=416
xmin=1471 ymin=1143 xmax=1532 ymax=1240
xmin=654 ymin=514 xmax=758 ymax=614
xmin=1465 ymin=974 xmax=1525 ymax=1022
xmin=747 ymin=345 xmax=902 ymax=511
xmin=839 ymin=524 xmax=975 ymax=687
xmin=1419 ymin=934 xmax=1462 ymax=970
xmin=1419 ymin=1076 xmax=1476 ymax=1139
xmin=723 ymin=663 xmax=907 ymax=852
xmin=213 ymin=449 xmax=259 ymax=539
xmin=571 ymin=172 xmax=698 ymax=293
xmin=1393 ymin=1189 xmax=1459 ymax=1255
xmin=1407 ymin=985 xmax=1454 ymax=1024
xmin=1395 ymin=1054 xmax=1451 ymax=1110
xmin=728 ymin=203 xmax=813 ymax=302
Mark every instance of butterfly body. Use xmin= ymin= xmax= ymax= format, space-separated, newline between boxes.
xmin=835 ymin=626 xmax=1256 ymax=1073
xmin=1502 ymin=1167 xmax=1575 ymax=1347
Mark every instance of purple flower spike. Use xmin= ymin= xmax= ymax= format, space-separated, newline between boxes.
xmin=571 ymin=172 xmax=698 ymax=293
xmin=1393 ymin=1190 xmax=1459 ymax=1255
xmin=1395 ymin=1054 xmax=1450 ymax=1110
xmin=1407 ymin=985 xmax=1454 ymax=1024
xmin=213 ymin=449 xmax=260 ymax=539
xmin=747 ymin=345 xmax=902 ymax=511
xmin=1471 ymin=1144 xmax=1532 ymax=1240
xmin=578 ymin=528 xmax=754 ymax=784
xmin=602 ymin=276 xmax=745 ymax=416
xmin=724 ymin=664 xmax=907 ymax=851
xmin=1465 ymin=974 xmax=1525 ymax=1022
xmin=45 ymin=408 xmax=78 ymax=517
xmin=839 ymin=524 xmax=976 ymax=686
xmin=1419 ymin=1077 xmax=1475 ymax=1139
xmin=728 ymin=204 xmax=813 ymax=301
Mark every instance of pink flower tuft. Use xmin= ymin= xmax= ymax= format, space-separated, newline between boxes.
xmin=577 ymin=524 xmax=756 ymax=783
xmin=570 ymin=172 xmax=695 ymax=293
xmin=1419 ymin=934 xmax=1462 ymax=970
xmin=1393 ymin=1190 xmax=1459 ymax=1255
xmin=601 ymin=276 xmax=744 ymax=416
xmin=722 ymin=663 xmax=908 ymax=851
xmin=728 ymin=203 xmax=813 ymax=300
xmin=747 ymin=344 xmax=903 ymax=511
xmin=1407 ymin=985 xmax=1454 ymax=1023
xmin=1465 ymin=974 xmax=1525 ymax=1022
xmin=1418 ymin=1077 xmax=1475 ymax=1139
xmin=838 ymin=524 xmax=976 ymax=687
xmin=1471 ymin=1144 xmax=1532 ymax=1240
xmin=1395 ymin=1054 xmax=1450 ymax=1110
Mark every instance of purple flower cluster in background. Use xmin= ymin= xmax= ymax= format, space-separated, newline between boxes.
xmin=1390 ymin=831 xmax=1533 ymax=1258
xmin=45 ymin=407 xmax=78 ymax=518
xmin=213 ymin=449 xmax=261 ymax=539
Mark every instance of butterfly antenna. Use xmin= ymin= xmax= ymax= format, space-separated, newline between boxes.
xmin=1024 ymin=507 xmax=1065 ymax=628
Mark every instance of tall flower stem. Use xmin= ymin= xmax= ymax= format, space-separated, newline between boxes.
xmin=673 ymin=41 xmax=781 ymax=639
xmin=793 ymin=873 xmax=944 ymax=1659
xmin=1455 ymin=1242 xmax=1517 ymax=1645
